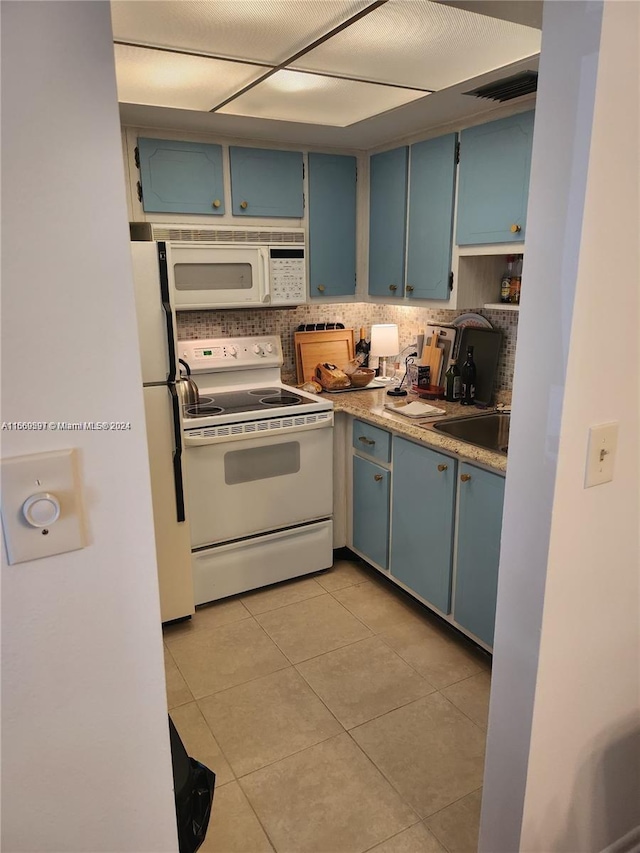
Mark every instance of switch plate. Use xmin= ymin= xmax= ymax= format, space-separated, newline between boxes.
xmin=585 ymin=422 xmax=619 ymax=488
xmin=1 ymin=448 xmax=87 ymax=564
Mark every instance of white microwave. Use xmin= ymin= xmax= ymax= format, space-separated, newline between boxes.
xmin=130 ymin=223 xmax=307 ymax=310
xmin=167 ymin=242 xmax=305 ymax=310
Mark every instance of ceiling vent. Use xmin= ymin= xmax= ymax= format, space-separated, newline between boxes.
xmin=464 ymin=71 xmax=538 ymax=102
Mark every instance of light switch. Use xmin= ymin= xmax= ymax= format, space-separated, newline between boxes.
xmin=1 ymin=448 xmax=87 ymax=564
xmin=585 ymin=422 xmax=619 ymax=488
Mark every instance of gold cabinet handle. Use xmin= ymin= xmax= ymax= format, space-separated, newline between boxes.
xmin=437 ymin=463 xmax=448 ymax=472
xmin=460 ymin=473 xmax=472 ymax=482
xmin=317 ymin=285 xmax=325 ymax=293
xmin=374 ymin=474 xmax=383 ymax=482
xmin=510 ymin=223 xmax=521 ymax=233
xmin=358 ymin=436 xmax=375 ymax=446
xmin=389 ymin=284 xmax=398 ymax=292
xmin=406 ymin=285 xmax=414 ymax=293
xmin=240 ymin=201 xmax=248 ymax=210
xmin=212 ymin=199 xmax=221 ymax=209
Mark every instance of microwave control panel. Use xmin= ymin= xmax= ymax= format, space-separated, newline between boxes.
xmin=269 ymin=248 xmax=306 ymax=305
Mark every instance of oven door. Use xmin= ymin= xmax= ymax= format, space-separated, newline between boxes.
xmin=168 ymin=243 xmax=270 ymax=310
xmin=184 ymin=424 xmax=333 ymax=549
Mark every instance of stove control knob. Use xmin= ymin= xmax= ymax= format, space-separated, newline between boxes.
xmin=227 ymin=346 xmax=237 ymax=357
xmin=265 ymin=343 xmax=274 ymax=353
xmin=252 ymin=344 xmax=264 ymax=355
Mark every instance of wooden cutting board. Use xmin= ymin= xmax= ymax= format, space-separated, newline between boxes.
xmin=295 ymin=329 xmax=355 ymax=383
xmin=422 ymin=333 xmax=444 ymax=386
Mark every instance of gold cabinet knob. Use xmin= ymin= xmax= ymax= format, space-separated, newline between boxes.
xmin=406 ymin=285 xmax=414 ymax=293
xmin=212 ymin=199 xmax=221 ymax=208
xmin=510 ymin=223 xmax=521 ymax=233
xmin=240 ymin=201 xmax=248 ymax=210
xmin=317 ymin=284 xmax=325 ymax=293
xmin=358 ymin=436 xmax=375 ymax=446
xmin=460 ymin=473 xmax=472 ymax=482
xmin=374 ymin=474 xmax=384 ymax=482
xmin=389 ymin=284 xmax=398 ymax=292
xmin=437 ymin=463 xmax=448 ymax=472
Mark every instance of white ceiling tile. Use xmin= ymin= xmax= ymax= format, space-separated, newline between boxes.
xmin=291 ymin=0 xmax=541 ymax=90
xmin=111 ymin=0 xmax=372 ymax=64
xmin=114 ymin=44 xmax=264 ymax=110
xmin=217 ymin=69 xmax=427 ymax=126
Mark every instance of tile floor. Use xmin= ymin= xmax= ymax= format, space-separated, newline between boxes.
xmin=164 ymin=555 xmax=492 ymax=853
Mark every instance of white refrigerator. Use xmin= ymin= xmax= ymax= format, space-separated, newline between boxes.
xmin=131 ymin=241 xmax=194 ymax=622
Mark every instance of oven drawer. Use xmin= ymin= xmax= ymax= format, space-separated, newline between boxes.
xmin=352 ymin=419 xmax=391 ymax=463
xmin=185 ymin=424 xmax=333 ymax=549
xmin=192 ymin=520 xmax=333 ymax=604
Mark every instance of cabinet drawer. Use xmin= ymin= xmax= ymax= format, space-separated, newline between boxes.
xmin=352 ymin=420 xmax=391 ymax=463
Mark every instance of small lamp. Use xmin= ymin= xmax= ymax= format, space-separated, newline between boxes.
xmin=369 ymin=323 xmax=399 ymax=384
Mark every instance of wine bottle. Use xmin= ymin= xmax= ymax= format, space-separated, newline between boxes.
xmin=444 ymin=360 xmax=461 ymax=402
xmin=460 ymin=346 xmax=476 ymax=406
xmin=354 ymin=327 xmax=370 ymax=367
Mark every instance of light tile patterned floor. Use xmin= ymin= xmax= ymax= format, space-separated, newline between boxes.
xmin=165 ymin=556 xmax=491 ymax=853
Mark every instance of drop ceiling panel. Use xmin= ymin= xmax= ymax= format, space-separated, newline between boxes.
xmin=217 ymin=69 xmax=427 ymax=127
xmin=114 ymin=45 xmax=264 ymax=110
xmin=291 ymin=0 xmax=542 ymax=90
xmin=111 ymin=0 xmax=372 ymax=64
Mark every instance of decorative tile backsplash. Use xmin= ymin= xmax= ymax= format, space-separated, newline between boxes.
xmin=176 ymin=303 xmax=518 ymax=392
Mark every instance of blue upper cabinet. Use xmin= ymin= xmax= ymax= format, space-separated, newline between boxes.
xmin=137 ymin=138 xmax=225 ymax=215
xmin=406 ymin=133 xmax=457 ymax=300
xmin=369 ymin=147 xmax=408 ymax=298
xmin=456 ymin=110 xmax=535 ymax=245
xmin=454 ymin=464 xmax=505 ymax=647
xmin=308 ymin=153 xmax=357 ymax=298
xmin=390 ymin=438 xmax=456 ymax=613
xmin=229 ymin=147 xmax=303 ymax=217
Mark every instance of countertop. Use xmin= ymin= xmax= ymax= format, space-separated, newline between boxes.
xmin=326 ymin=386 xmax=508 ymax=474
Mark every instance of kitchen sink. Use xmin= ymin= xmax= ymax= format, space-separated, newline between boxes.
xmin=429 ymin=411 xmax=510 ymax=455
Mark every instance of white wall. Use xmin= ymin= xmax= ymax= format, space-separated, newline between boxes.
xmin=481 ymin=1 xmax=640 ymax=850
xmin=1 ymin=3 xmax=178 ymax=850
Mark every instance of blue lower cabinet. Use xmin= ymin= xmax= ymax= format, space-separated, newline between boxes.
xmin=390 ymin=438 xmax=456 ymax=613
xmin=352 ymin=455 xmax=390 ymax=569
xmin=454 ymin=464 xmax=505 ymax=646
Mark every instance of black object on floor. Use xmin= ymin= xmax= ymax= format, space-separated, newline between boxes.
xmin=169 ymin=716 xmax=216 ymax=853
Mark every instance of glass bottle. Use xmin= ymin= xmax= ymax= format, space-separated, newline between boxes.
xmin=460 ymin=346 xmax=476 ymax=406
xmin=500 ymin=256 xmax=515 ymax=303
xmin=354 ymin=327 xmax=370 ymax=367
xmin=510 ymin=255 xmax=523 ymax=304
xmin=444 ymin=360 xmax=461 ymax=402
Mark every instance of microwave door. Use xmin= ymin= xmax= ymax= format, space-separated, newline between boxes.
xmin=169 ymin=245 xmax=262 ymax=310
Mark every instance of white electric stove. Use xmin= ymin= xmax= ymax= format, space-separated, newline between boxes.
xmin=177 ymin=336 xmax=334 ymax=604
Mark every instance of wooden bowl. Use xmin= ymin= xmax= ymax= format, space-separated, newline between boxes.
xmin=349 ymin=368 xmax=376 ymax=388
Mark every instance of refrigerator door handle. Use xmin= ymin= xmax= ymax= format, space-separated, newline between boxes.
xmin=169 ymin=383 xmax=186 ymax=523
xmin=158 ymin=242 xmax=178 ymax=383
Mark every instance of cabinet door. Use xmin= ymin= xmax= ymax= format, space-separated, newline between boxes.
xmin=454 ymin=464 xmax=505 ymax=647
xmin=406 ymin=133 xmax=457 ymax=300
xmin=352 ymin=455 xmax=390 ymax=569
xmin=390 ymin=438 xmax=456 ymax=613
xmin=229 ymin=147 xmax=303 ymax=217
xmin=137 ymin=138 xmax=225 ymax=215
xmin=369 ymin=147 xmax=408 ymax=298
xmin=308 ymin=153 xmax=356 ymax=298
xmin=456 ymin=111 xmax=535 ymax=245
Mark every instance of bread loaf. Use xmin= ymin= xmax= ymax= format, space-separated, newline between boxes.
xmin=315 ymin=362 xmax=350 ymax=390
